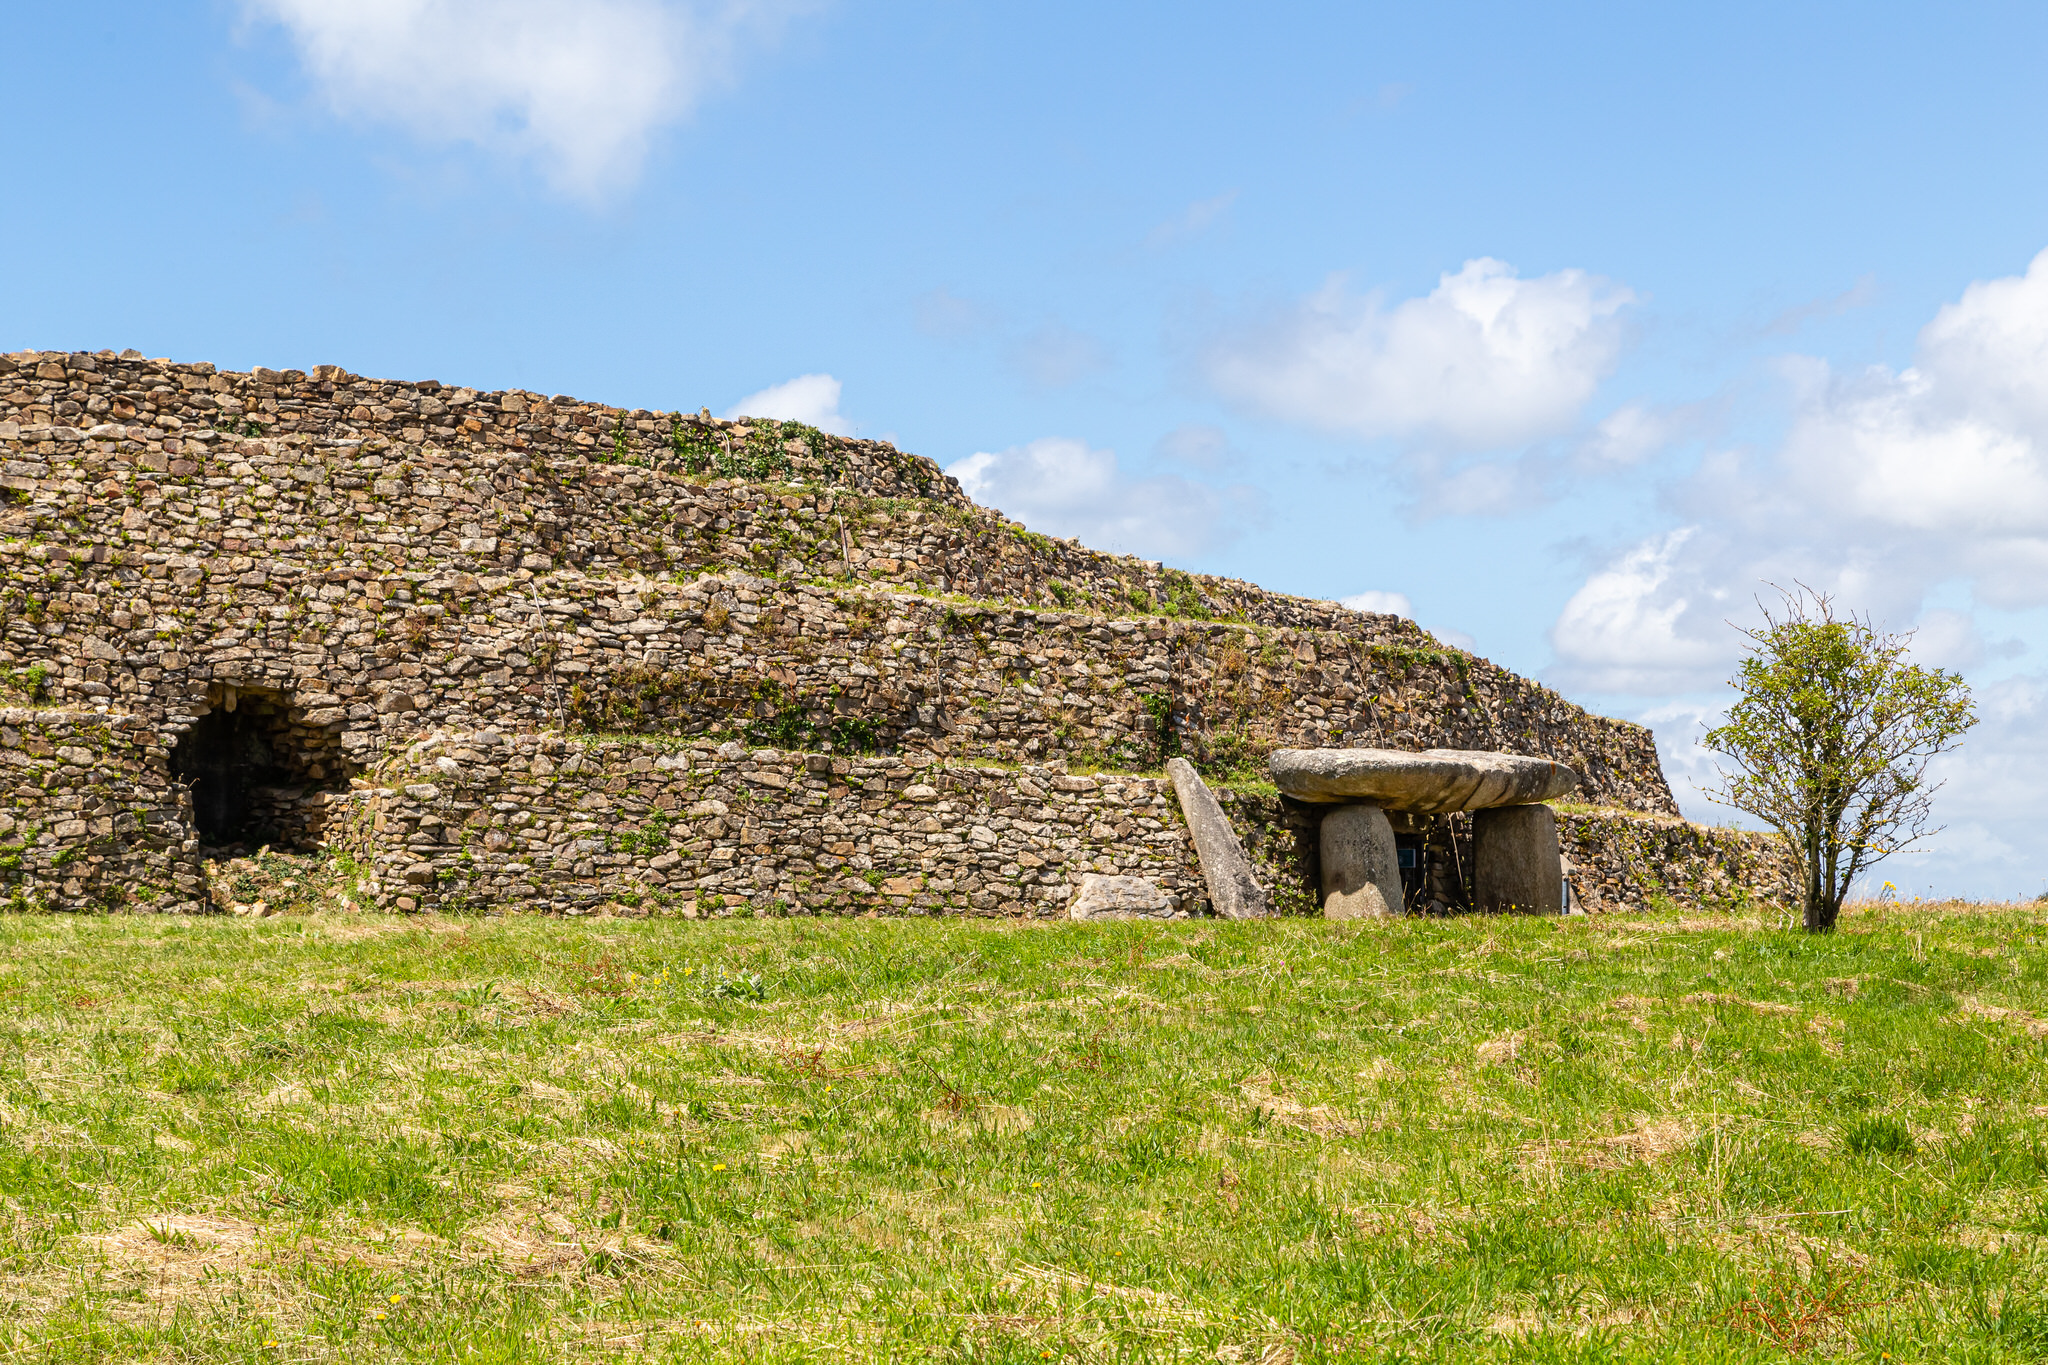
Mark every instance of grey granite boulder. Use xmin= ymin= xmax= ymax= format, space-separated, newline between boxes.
xmin=1269 ymin=747 xmax=1577 ymax=813
xmin=1165 ymin=758 xmax=1270 ymax=920
xmin=1067 ymin=874 xmax=1176 ymax=920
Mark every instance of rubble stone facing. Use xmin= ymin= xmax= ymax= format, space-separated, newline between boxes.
xmin=1558 ymin=808 xmax=1800 ymax=914
xmin=345 ymin=735 xmax=1792 ymax=921
xmin=0 ymin=347 xmax=1788 ymax=916
xmin=0 ymin=351 xmax=961 ymax=505
xmin=0 ymin=349 xmax=1672 ymax=817
xmin=355 ymin=736 xmax=1230 ymax=918
xmin=0 ymin=709 xmax=202 ymax=913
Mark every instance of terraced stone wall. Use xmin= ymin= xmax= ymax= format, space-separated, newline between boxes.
xmin=0 ymin=710 xmax=1784 ymax=920
xmin=0 ymin=347 xmax=1749 ymax=916
xmin=344 ymin=735 xmax=1788 ymax=921
xmin=1559 ymin=808 xmax=1798 ymax=915
xmin=2 ymin=400 xmax=1455 ymax=638
xmin=1 ymin=541 xmax=1674 ymax=817
xmin=348 ymin=736 xmax=1250 ymax=918
xmin=0 ymin=350 xmax=963 ymax=504
xmin=0 ymin=708 xmax=203 ymax=913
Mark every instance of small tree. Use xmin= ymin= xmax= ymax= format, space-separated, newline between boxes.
xmin=1704 ymin=588 xmax=1975 ymax=932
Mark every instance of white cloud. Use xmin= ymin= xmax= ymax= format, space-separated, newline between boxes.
xmin=1576 ymin=403 xmax=1680 ymax=471
xmin=1924 ymin=672 xmax=2048 ymax=837
xmin=1550 ymin=529 xmax=1735 ymax=693
xmin=725 ymin=373 xmax=851 ymax=435
xmin=1907 ymin=608 xmax=1994 ymax=671
xmin=1856 ymin=670 xmax=2048 ymax=898
xmin=1406 ymin=455 xmax=1548 ymax=519
xmin=1552 ymin=247 xmax=2048 ymax=694
xmin=1205 ymin=257 xmax=1634 ymax=451
xmin=946 ymin=437 xmax=1257 ymax=560
xmin=1340 ymin=590 xmax=1412 ymax=617
xmin=241 ymin=0 xmax=793 ymax=198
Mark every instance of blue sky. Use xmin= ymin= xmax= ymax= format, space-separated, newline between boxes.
xmin=7 ymin=1 xmax=2048 ymax=897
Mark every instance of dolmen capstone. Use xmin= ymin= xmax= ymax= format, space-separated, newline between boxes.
xmin=1268 ymin=747 xmax=1578 ymax=918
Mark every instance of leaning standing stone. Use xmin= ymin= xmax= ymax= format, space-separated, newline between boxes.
xmin=1473 ymin=804 xmax=1564 ymax=914
xmin=1320 ymin=805 xmax=1402 ymax=918
xmin=1067 ymin=874 xmax=1176 ymax=920
xmin=1165 ymin=757 xmax=1270 ymax=919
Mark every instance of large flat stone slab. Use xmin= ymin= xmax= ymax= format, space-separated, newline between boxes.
xmin=1269 ymin=747 xmax=1577 ymax=813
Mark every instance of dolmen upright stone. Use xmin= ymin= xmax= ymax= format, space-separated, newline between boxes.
xmin=1269 ymin=747 xmax=1578 ymax=917
xmin=1319 ymin=804 xmax=1402 ymax=919
xmin=1472 ymin=805 xmax=1564 ymax=915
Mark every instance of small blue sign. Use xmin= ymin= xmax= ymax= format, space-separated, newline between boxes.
xmin=1398 ymin=848 xmax=1418 ymax=870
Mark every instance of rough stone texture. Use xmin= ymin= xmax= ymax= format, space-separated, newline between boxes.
xmin=1473 ymin=804 xmax=1564 ymax=915
xmin=1270 ymin=747 xmax=1579 ymax=812
xmin=1557 ymin=808 xmax=1799 ymax=915
xmin=0 ymin=347 xmax=1794 ymax=916
xmin=0 ymin=350 xmax=1676 ymax=813
xmin=348 ymin=736 xmax=1220 ymax=917
xmin=1318 ymin=805 xmax=1401 ymax=919
xmin=0 ymin=709 xmax=205 ymax=913
xmin=1164 ymin=757 xmax=1268 ymax=919
xmin=331 ymin=737 xmax=1791 ymax=923
xmin=1067 ymin=874 xmax=1177 ymax=921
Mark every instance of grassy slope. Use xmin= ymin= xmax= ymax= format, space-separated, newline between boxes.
xmin=1 ymin=905 xmax=2045 ymax=1363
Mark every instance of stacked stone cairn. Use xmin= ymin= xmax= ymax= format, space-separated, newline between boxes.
xmin=0 ymin=348 xmax=1797 ymax=918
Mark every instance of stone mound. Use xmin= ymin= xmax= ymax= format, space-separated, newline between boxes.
xmin=0 ymin=349 xmax=1794 ymax=919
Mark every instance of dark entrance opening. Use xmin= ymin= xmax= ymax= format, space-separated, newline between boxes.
xmin=168 ymin=686 xmax=349 ymax=849
xmin=1395 ymin=834 xmax=1425 ymax=911
xmin=1384 ymin=810 xmax=1475 ymax=915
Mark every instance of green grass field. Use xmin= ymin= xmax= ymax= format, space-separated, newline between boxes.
xmin=3 ymin=901 xmax=2047 ymax=1363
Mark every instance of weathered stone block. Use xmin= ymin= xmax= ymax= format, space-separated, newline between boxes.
xmin=1165 ymin=757 xmax=1268 ymax=919
xmin=1473 ymin=804 xmax=1563 ymax=915
xmin=1068 ymin=874 xmax=1174 ymax=920
xmin=1319 ymin=805 xmax=1402 ymax=919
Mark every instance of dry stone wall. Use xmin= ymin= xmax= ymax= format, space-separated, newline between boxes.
xmin=5 ymin=543 xmax=1672 ymax=813
xmin=1559 ymin=808 xmax=1798 ymax=915
xmin=0 ymin=708 xmax=202 ymax=913
xmin=357 ymin=736 xmax=1224 ymax=918
xmin=3 ymin=444 xmax=1676 ymax=799
xmin=0 ymin=347 xmax=1785 ymax=918
xmin=0 ymin=346 xmax=1514 ymax=637
xmin=348 ymin=734 xmax=1786 ymax=921
xmin=0 ymin=351 xmax=962 ymax=505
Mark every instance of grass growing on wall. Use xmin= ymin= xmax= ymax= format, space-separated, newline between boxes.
xmin=1 ymin=904 xmax=2046 ymax=1361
